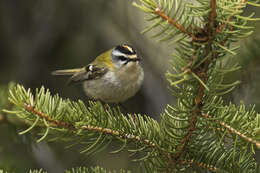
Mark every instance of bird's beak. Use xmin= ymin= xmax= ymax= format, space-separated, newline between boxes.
xmin=135 ymin=57 xmax=141 ymax=62
xmin=128 ymin=57 xmax=141 ymax=62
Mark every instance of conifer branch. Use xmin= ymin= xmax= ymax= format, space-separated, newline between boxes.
xmin=216 ymin=0 xmax=246 ymax=34
xmin=23 ymin=103 xmax=156 ymax=149
xmin=173 ymin=0 xmax=217 ymax=163
xmin=1 ymin=0 xmax=259 ymax=172
xmin=180 ymin=159 xmax=220 ymax=173
xmin=24 ymin=103 xmax=74 ymax=129
xmin=24 ymin=101 xmax=221 ymax=172
xmin=202 ymin=113 xmax=260 ymax=148
xmin=154 ymin=8 xmax=207 ymax=42
xmin=3 ymin=84 xmax=230 ymax=173
xmin=139 ymin=1 xmax=260 ymax=171
xmin=66 ymin=166 xmax=130 ymax=173
xmin=210 ymin=0 xmax=217 ymax=24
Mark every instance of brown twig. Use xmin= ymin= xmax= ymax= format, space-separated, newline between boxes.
xmin=24 ymin=103 xmax=156 ymax=148
xmin=154 ymin=8 xmax=208 ymax=42
xmin=153 ymin=1 xmax=218 ymax=171
xmin=173 ymin=0 xmax=217 ymax=165
xmin=202 ymin=114 xmax=260 ymax=148
xmin=154 ymin=1 xmax=242 ymax=171
xmin=210 ymin=0 xmax=217 ymax=23
xmin=24 ymin=103 xmax=74 ymax=129
xmin=180 ymin=159 xmax=218 ymax=172
xmin=216 ymin=0 xmax=246 ymax=33
xmin=23 ymin=102 xmax=223 ymax=172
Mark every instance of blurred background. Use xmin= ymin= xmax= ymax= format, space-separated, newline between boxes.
xmin=0 ymin=0 xmax=259 ymax=172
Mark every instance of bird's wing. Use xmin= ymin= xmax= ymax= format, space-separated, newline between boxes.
xmin=67 ymin=64 xmax=108 ymax=85
xmin=85 ymin=64 xmax=108 ymax=80
xmin=52 ymin=65 xmax=108 ymax=85
xmin=52 ymin=49 xmax=113 ymax=84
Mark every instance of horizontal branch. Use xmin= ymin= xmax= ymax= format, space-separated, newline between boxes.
xmin=23 ymin=102 xmax=223 ymax=172
xmin=202 ymin=114 xmax=260 ymax=148
xmin=24 ymin=103 xmax=74 ymax=129
xmin=23 ymin=103 xmax=156 ymax=148
xmin=180 ymin=159 xmax=219 ymax=173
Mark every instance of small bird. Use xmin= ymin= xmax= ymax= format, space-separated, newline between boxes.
xmin=52 ymin=44 xmax=144 ymax=103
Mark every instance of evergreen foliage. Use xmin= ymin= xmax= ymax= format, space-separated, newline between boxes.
xmin=1 ymin=0 xmax=260 ymax=172
xmin=1 ymin=167 xmax=129 ymax=173
xmin=28 ymin=169 xmax=47 ymax=173
xmin=65 ymin=167 xmax=131 ymax=173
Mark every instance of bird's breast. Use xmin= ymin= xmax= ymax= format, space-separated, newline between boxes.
xmin=83 ymin=63 xmax=144 ymax=103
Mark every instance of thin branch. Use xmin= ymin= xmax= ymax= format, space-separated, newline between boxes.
xmin=23 ymin=103 xmax=223 ymax=173
xmin=24 ymin=103 xmax=156 ymax=148
xmin=180 ymin=159 xmax=219 ymax=173
xmin=216 ymin=0 xmax=246 ymax=33
xmin=80 ymin=125 xmax=156 ymax=148
xmin=24 ymin=103 xmax=74 ymax=129
xmin=210 ymin=0 xmax=217 ymax=23
xmin=154 ymin=8 xmax=208 ymax=42
xmin=202 ymin=114 xmax=260 ymax=148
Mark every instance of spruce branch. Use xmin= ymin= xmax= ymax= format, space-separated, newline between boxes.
xmin=4 ymin=83 xmax=231 ymax=172
xmin=169 ymin=0 xmax=218 ymax=165
xmin=154 ymin=7 xmax=207 ymax=42
xmin=180 ymin=159 xmax=219 ymax=173
xmin=203 ymin=113 xmax=260 ymax=148
xmin=135 ymin=0 xmax=260 ymax=172
xmin=23 ymin=102 xmax=156 ymax=148
xmin=1 ymin=166 xmax=131 ymax=173
xmin=1 ymin=0 xmax=260 ymax=172
xmin=216 ymin=0 xmax=246 ymax=34
xmin=66 ymin=166 xmax=131 ymax=173
xmin=28 ymin=169 xmax=47 ymax=173
xmin=4 ymin=84 xmax=164 ymax=157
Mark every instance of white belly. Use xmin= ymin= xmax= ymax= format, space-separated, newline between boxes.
xmin=83 ymin=63 xmax=144 ymax=103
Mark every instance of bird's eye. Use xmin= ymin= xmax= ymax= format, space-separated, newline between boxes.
xmin=118 ymin=56 xmax=128 ymax=61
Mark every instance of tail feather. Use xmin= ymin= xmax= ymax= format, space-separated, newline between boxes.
xmin=51 ymin=68 xmax=83 ymax=76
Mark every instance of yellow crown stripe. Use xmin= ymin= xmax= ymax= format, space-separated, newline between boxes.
xmin=122 ymin=45 xmax=134 ymax=53
xmin=127 ymin=55 xmax=137 ymax=59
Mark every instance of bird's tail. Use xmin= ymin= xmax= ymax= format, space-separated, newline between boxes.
xmin=51 ymin=67 xmax=87 ymax=85
xmin=51 ymin=68 xmax=84 ymax=76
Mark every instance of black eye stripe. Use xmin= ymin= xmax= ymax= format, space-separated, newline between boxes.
xmin=117 ymin=56 xmax=128 ymax=61
xmin=117 ymin=56 xmax=141 ymax=66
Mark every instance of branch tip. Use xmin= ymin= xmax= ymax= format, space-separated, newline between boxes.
xmin=203 ymin=114 xmax=260 ymax=148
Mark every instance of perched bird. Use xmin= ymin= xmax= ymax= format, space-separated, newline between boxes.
xmin=52 ymin=44 xmax=144 ymax=103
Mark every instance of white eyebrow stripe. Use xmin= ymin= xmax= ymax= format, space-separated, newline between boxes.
xmin=112 ymin=50 xmax=128 ymax=57
xmin=112 ymin=50 xmax=137 ymax=58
